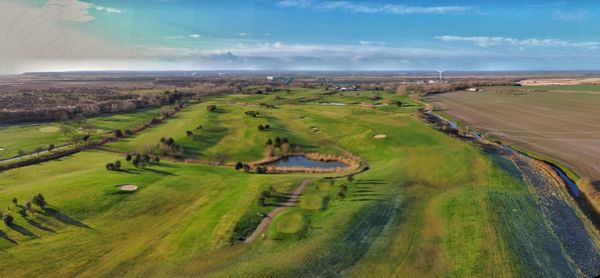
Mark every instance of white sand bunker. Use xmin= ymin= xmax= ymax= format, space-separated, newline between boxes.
xmin=0 ymin=147 xmax=5 ymax=151
xmin=39 ymin=126 xmax=61 ymax=133
xmin=118 ymin=184 xmax=139 ymax=192
xmin=373 ymin=134 xmax=387 ymax=139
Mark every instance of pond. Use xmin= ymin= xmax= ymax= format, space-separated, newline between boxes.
xmin=264 ymin=155 xmax=348 ymax=169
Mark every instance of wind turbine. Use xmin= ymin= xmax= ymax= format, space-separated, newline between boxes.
xmin=437 ymin=70 xmax=445 ymax=82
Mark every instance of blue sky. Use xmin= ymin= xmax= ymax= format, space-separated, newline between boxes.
xmin=1 ymin=0 xmax=600 ymax=73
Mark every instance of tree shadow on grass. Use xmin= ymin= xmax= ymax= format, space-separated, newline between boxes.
xmin=25 ymin=218 xmax=56 ymax=233
xmin=144 ymin=168 xmax=176 ymax=176
xmin=0 ymin=230 xmax=17 ymax=244
xmin=8 ymin=223 xmax=38 ymax=238
xmin=43 ymin=208 xmax=91 ymax=229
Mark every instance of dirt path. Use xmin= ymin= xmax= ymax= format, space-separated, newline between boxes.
xmin=244 ymin=179 xmax=311 ymax=244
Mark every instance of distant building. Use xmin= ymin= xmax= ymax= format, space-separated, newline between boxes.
xmin=266 ymin=76 xmax=274 ymax=81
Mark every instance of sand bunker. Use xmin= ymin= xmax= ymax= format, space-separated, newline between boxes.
xmin=0 ymin=147 xmax=5 ymax=151
xmin=118 ymin=184 xmax=139 ymax=192
xmin=39 ymin=126 xmax=61 ymax=133
xmin=373 ymin=134 xmax=387 ymax=139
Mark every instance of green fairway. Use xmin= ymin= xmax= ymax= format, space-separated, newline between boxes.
xmin=0 ymin=108 xmax=162 ymax=160
xmin=0 ymin=88 xmax=583 ymax=277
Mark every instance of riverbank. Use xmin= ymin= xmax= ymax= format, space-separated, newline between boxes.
xmin=418 ymin=107 xmax=600 ymax=277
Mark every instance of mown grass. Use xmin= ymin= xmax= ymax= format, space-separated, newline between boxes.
xmin=0 ymin=108 xmax=162 ymax=160
xmin=0 ymin=88 xmax=582 ymax=277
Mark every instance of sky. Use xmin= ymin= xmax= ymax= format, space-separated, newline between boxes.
xmin=1 ymin=0 xmax=600 ymax=74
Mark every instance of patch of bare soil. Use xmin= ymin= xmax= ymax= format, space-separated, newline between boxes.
xmin=519 ymin=78 xmax=600 ymax=86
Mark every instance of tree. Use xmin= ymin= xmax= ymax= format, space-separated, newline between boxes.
xmin=266 ymin=138 xmax=273 ymax=146
xmin=274 ymin=137 xmax=282 ymax=147
xmin=257 ymin=124 xmax=265 ymax=131
xmin=395 ymin=101 xmax=403 ymax=107
xmin=206 ymin=104 xmax=217 ymax=112
xmin=347 ymin=175 xmax=354 ymax=182
xmin=25 ymin=201 xmax=34 ymax=214
xmin=282 ymin=137 xmax=289 ymax=144
xmin=235 ymin=162 xmax=244 ymax=170
xmin=124 ymin=129 xmax=133 ymax=136
xmin=32 ymin=193 xmax=47 ymax=209
xmin=61 ymin=124 xmax=71 ymax=136
xmin=114 ymin=160 xmax=122 ymax=171
xmin=113 ymin=129 xmax=124 ymax=138
xmin=106 ymin=163 xmax=115 ymax=171
xmin=48 ymin=144 xmax=55 ymax=152
xmin=17 ymin=149 xmax=26 ymax=158
xmin=186 ymin=130 xmax=194 ymax=137
xmin=73 ymin=113 xmax=86 ymax=126
xmin=11 ymin=197 xmax=17 ymax=206
xmin=126 ymin=154 xmax=132 ymax=161
xmin=264 ymin=124 xmax=270 ymax=129
xmin=2 ymin=213 xmax=13 ymax=225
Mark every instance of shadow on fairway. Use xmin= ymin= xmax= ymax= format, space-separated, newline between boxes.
xmin=9 ymin=223 xmax=38 ymax=238
xmin=26 ymin=218 xmax=56 ymax=233
xmin=44 ymin=208 xmax=91 ymax=229
xmin=0 ymin=230 xmax=17 ymax=244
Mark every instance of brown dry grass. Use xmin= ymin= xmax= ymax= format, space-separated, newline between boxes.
xmin=578 ymin=178 xmax=600 ymax=215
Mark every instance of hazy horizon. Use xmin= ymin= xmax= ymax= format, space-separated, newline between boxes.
xmin=2 ymin=0 xmax=600 ymax=74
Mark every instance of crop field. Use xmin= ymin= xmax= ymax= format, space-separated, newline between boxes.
xmin=0 ymin=88 xmax=594 ymax=277
xmin=429 ymin=87 xmax=600 ymax=183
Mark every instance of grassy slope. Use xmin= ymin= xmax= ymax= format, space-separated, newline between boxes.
xmin=0 ymin=88 xmax=578 ymax=277
xmin=0 ymin=108 xmax=162 ymax=159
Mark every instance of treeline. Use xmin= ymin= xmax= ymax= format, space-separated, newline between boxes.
xmin=0 ymin=90 xmax=189 ymax=124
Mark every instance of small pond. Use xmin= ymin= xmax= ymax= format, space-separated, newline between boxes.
xmin=264 ymin=155 xmax=348 ymax=169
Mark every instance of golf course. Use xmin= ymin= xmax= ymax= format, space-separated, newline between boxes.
xmin=0 ymin=88 xmax=596 ymax=277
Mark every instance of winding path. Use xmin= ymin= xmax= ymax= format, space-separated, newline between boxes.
xmin=244 ymin=179 xmax=311 ymax=243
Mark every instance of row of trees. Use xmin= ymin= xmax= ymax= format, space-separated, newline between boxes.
xmin=3 ymin=194 xmax=47 ymax=225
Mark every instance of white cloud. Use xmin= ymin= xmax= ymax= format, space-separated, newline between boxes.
xmin=189 ymin=34 xmax=201 ymax=38
xmin=278 ymin=0 xmax=471 ymax=15
xmin=552 ymin=11 xmax=587 ymax=22
xmin=94 ymin=6 xmax=123 ymax=14
xmin=238 ymin=33 xmax=249 ymax=37
xmin=435 ymin=35 xmax=600 ymax=49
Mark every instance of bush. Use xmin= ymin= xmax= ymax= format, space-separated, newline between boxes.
xmin=206 ymin=104 xmax=217 ymax=112
xmin=235 ymin=161 xmax=244 ymax=170
xmin=2 ymin=213 xmax=14 ymax=225
xmin=106 ymin=163 xmax=115 ymax=171
xmin=32 ymin=193 xmax=47 ymax=209
xmin=256 ymin=166 xmax=268 ymax=174
xmin=113 ymin=129 xmax=124 ymax=138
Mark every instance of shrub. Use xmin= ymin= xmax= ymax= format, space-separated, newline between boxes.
xmin=106 ymin=163 xmax=115 ymax=171
xmin=113 ymin=129 xmax=124 ymax=138
xmin=206 ymin=104 xmax=217 ymax=112
xmin=114 ymin=160 xmax=122 ymax=171
xmin=48 ymin=144 xmax=55 ymax=152
xmin=186 ymin=130 xmax=194 ymax=137
xmin=235 ymin=162 xmax=244 ymax=170
xmin=257 ymin=124 xmax=265 ymax=131
xmin=256 ymin=166 xmax=268 ymax=174
xmin=2 ymin=213 xmax=14 ymax=225
xmin=126 ymin=154 xmax=132 ymax=161
xmin=32 ymin=193 xmax=46 ymax=209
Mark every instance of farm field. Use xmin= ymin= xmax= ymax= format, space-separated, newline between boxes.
xmin=429 ymin=87 xmax=600 ymax=183
xmin=0 ymin=88 xmax=595 ymax=277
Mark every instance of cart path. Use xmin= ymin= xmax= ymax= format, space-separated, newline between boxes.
xmin=244 ymin=179 xmax=311 ymax=244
